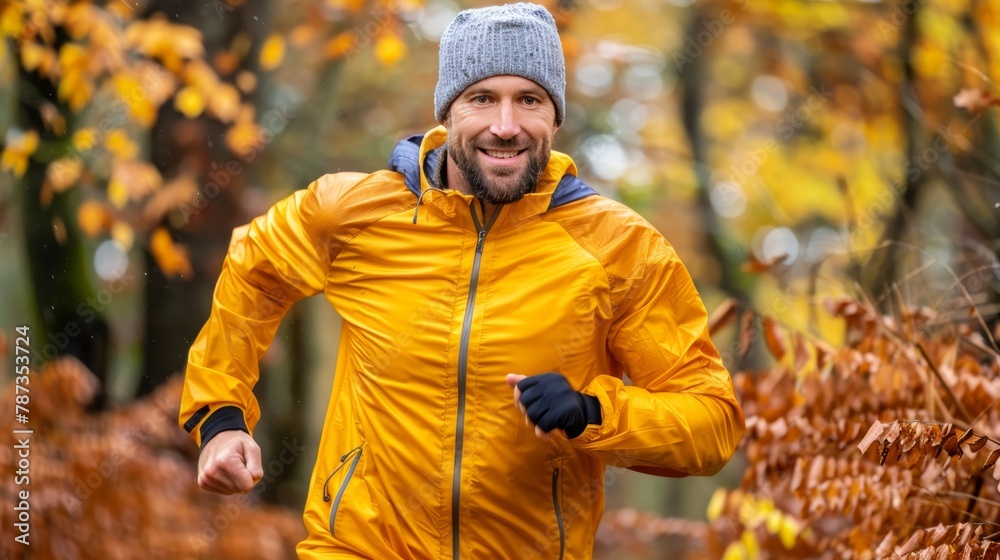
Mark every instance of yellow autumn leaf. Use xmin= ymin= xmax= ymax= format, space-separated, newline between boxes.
xmin=721 ymin=542 xmax=748 ymax=560
xmin=105 ymin=130 xmax=139 ymax=160
xmin=740 ymin=529 xmax=760 ymax=559
xmin=0 ymin=3 xmax=23 ymax=38
xmin=20 ymin=42 xmax=56 ymax=76
xmin=111 ymin=221 xmax=134 ymax=251
xmin=77 ymin=200 xmax=109 ymax=237
xmin=106 ymin=0 xmax=133 ymax=20
xmin=374 ymin=33 xmax=406 ymax=67
xmin=112 ymin=75 xmax=158 ymax=128
xmin=174 ymin=86 xmax=206 ymax=118
xmin=63 ymin=3 xmax=97 ymax=40
xmin=130 ymin=62 xmax=179 ymax=106
xmin=226 ymin=118 xmax=263 ymax=158
xmin=73 ymin=128 xmax=99 ymax=152
xmin=707 ymin=488 xmax=727 ymax=522
xmin=46 ymin=157 xmax=83 ymax=192
xmin=324 ymin=32 xmax=355 ymax=60
xmin=150 ymin=227 xmax=193 ymax=278
xmin=125 ymin=17 xmax=204 ymax=62
xmin=776 ymin=515 xmax=802 ymax=549
xmin=260 ymin=34 xmax=286 ymax=70
xmin=108 ymin=159 xmax=162 ymax=208
xmin=1 ymin=129 xmax=39 ymax=177
xmin=57 ymin=44 xmax=93 ymax=110
xmin=108 ymin=177 xmax=129 ymax=209
xmin=764 ymin=510 xmax=782 ymax=535
xmin=206 ymin=84 xmax=241 ymax=122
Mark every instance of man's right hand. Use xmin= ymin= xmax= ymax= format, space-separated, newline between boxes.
xmin=197 ymin=430 xmax=263 ymax=494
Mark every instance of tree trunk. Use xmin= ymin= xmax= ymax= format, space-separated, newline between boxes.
xmin=135 ymin=0 xmax=266 ymax=397
xmin=17 ymin=37 xmax=110 ymax=410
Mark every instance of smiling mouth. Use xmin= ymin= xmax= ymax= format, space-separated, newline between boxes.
xmin=479 ymin=148 xmax=526 ymax=159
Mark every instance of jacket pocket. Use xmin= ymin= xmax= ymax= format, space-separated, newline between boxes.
xmin=322 ymin=444 xmax=365 ymax=537
xmin=552 ymin=468 xmax=566 ymax=560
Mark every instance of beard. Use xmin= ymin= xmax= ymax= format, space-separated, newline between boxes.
xmin=447 ymin=134 xmax=551 ymax=206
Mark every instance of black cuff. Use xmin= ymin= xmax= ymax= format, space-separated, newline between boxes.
xmin=581 ymin=394 xmax=602 ymax=426
xmin=199 ymin=406 xmax=249 ymax=447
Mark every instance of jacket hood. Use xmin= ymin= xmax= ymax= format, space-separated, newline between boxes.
xmin=388 ymin=126 xmax=597 ymax=213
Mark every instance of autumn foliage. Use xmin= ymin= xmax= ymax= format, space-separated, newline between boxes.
xmin=0 ymin=358 xmax=304 ymax=560
xmin=693 ymin=297 xmax=1000 ymax=559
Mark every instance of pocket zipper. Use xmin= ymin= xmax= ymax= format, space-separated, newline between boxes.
xmin=324 ymin=445 xmax=364 ymax=537
xmin=322 ymin=446 xmax=363 ymax=503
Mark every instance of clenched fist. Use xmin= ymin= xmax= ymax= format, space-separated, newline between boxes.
xmin=197 ymin=430 xmax=263 ymax=494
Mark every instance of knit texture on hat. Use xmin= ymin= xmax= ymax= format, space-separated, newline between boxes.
xmin=434 ymin=2 xmax=566 ymax=125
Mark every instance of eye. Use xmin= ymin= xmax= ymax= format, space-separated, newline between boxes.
xmin=522 ymin=96 xmax=539 ymax=106
xmin=473 ymin=95 xmax=490 ymax=104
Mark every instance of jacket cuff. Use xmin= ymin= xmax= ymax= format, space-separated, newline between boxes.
xmin=581 ymin=394 xmax=603 ymax=426
xmin=199 ymin=406 xmax=249 ymax=447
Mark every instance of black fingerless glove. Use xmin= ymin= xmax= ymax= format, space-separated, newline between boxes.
xmin=516 ymin=373 xmax=603 ymax=439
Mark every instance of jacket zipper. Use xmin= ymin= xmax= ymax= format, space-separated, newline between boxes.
xmin=452 ymin=202 xmax=498 ymax=559
xmin=323 ymin=446 xmax=364 ymax=537
xmin=552 ymin=468 xmax=566 ymax=560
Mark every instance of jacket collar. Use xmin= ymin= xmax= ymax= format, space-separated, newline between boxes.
xmin=388 ymin=126 xmax=597 ymax=220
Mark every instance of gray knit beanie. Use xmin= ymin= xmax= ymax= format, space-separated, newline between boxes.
xmin=434 ymin=2 xmax=566 ymax=125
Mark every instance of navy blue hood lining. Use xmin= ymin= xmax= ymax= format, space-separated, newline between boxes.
xmin=388 ymin=134 xmax=598 ymax=211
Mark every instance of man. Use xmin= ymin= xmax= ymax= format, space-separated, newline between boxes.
xmin=179 ymin=3 xmax=745 ymax=558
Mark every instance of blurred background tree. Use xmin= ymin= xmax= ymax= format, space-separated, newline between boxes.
xmin=1 ymin=0 xmax=999 ymax=557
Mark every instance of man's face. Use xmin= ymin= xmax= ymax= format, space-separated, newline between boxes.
xmin=444 ymin=75 xmax=560 ymax=206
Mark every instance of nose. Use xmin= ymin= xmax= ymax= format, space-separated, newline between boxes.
xmin=489 ymin=98 xmax=521 ymax=140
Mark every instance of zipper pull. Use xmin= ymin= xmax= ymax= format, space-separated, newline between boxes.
xmin=323 ymin=446 xmax=362 ymax=502
xmin=476 ymin=229 xmax=487 ymax=252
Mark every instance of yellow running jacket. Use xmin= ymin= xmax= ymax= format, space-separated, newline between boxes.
xmin=179 ymin=126 xmax=745 ymax=559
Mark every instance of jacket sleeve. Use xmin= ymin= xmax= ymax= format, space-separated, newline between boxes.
xmin=178 ymin=175 xmax=351 ymax=447
xmin=572 ymin=231 xmax=745 ymax=477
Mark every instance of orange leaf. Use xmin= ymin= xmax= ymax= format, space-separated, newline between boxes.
xmin=108 ymin=160 xmax=162 ymax=208
xmin=954 ymin=88 xmax=998 ymax=115
xmin=77 ymin=200 xmax=109 ymax=237
xmin=259 ymin=35 xmax=285 ymax=71
xmin=143 ymin=174 xmax=199 ymax=224
xmin=20 ymin=42 xmax=57 ymax=76
xmin=374 ymin=33 xmax=406 ymax=67
xmin=73 ymin=128 xmax=100 ymax=152
xmin=206 ymin=84 xmax=241 ymax=122
xmin=226 ymin=117 xmax=263 ymax=158
xmin=150 ymin=227 xmax=193 ymax=278
xmin=738 ymin=310 xmax=754 ymax=361
xmin=324 ymin=32 xmax=355 ymax=60
xmin=708 ymin=298 xmax=739 ymax=336
xmin=966 ymin=435 xmax=988 ymax=454
xmin=743 ymin=252 xmax=788 ymax=274
xmin=957 ymin=428 xmax=974 ymax=447
xmin=792 ymin=332 xmax=809 ymax=373
xmin=105 ymin=130 xmax=139 ymax=160
xmin=982 ymin=448 xmax=1000 ymax=471
xmin=762 ymin=317 xmax=787 ymax=360
xmin=290 ymin=23 xmax=319 ymax=48
xmin=858 ymin=420 xmax=884 ymax=454
xmin=45 ymin=157 xmax=83 ymax=192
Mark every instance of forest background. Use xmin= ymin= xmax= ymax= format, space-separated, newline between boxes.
xmin=0 ymin=0 xmax=999 ymax=558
